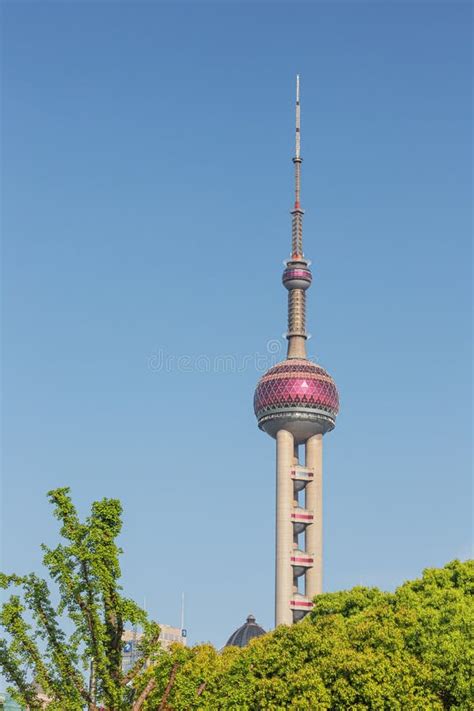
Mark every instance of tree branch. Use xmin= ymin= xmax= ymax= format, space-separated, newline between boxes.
xmin=0 ymin=640 xmax=42 ymax=710
xmin=24 ymin=576 xmax=91 ymax=706
xmin=131 ymin=676 xmax=156 ymax=711
xmin=197 ymin=681 xmax=206 ymax=696
xmin=158 ymin=662 xmax=179 ymax=711
xmin=0 ymin=596 xmax=57 ymax=702
xmin=121 ymin=628 xmax=161 ymax=687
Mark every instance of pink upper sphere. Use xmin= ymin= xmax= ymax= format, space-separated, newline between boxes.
xmin=254 ymin=359 xmax=339 ymax=422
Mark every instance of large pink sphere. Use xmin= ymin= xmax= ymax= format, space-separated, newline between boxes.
xmin=254 ymin=359 xmax=339 ymax=442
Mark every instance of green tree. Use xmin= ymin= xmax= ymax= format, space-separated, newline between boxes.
xmin=392 ymin=559 xmax=474 ymax=708
xmin=138 ymin=560 xmax=473 ymax=710
xmin=0 ymin=488 xmax=165 ymax=711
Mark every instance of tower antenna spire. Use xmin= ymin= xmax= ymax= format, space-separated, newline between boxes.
xmin=295 ymin=74 xmax=301 ymax=161
xmin=281 ymin=74 xmax=310 ymax=359
xmin=292 ymin=75 xmax=303 ymax=244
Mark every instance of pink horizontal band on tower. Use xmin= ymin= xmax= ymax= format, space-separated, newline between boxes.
xmin=283 ymin=269 xmax=312 ymax=281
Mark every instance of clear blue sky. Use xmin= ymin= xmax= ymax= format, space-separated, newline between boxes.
xmin=2 ymin=1 xmax=472 ymax=647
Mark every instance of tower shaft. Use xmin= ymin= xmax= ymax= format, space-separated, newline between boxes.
xmin=287 ymin=291 xmax=307 ymax=358
xmin=285 ymin=74 xmax=310 ymax=361
xmin=275 ymin=430 xmax=295 ymax=626
xmin=274 ymin=432 xmax=323 ymax=626
xmin=305 ymin=435 xmax=323 ymax=596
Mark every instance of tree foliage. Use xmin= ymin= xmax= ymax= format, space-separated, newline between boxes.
xmin=0 ymin=488 xmax=163 ymax=710
xmin=140 ymin=560 xmax=473 ymax=710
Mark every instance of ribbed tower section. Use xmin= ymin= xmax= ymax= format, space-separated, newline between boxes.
xmin=254 ymin=76 xmax=339 ymax=626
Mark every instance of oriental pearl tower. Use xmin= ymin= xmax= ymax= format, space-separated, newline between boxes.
xmin=254 ymin=77 xmax=339 ymax=626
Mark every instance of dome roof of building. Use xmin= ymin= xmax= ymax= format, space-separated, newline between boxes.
xmin=225 ymin=614 xmax=266 ymax=648
xmin=254 ymin=358 xmax=339 ymax=441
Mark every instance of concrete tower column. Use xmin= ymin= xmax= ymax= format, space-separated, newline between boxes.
xmin=305 ymin=434 xmax=323 ymax=598
xmin=287 ymin=289 xmax=307 ymax=359
xmin=275 ymin=429 xmax=294 ymax=626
